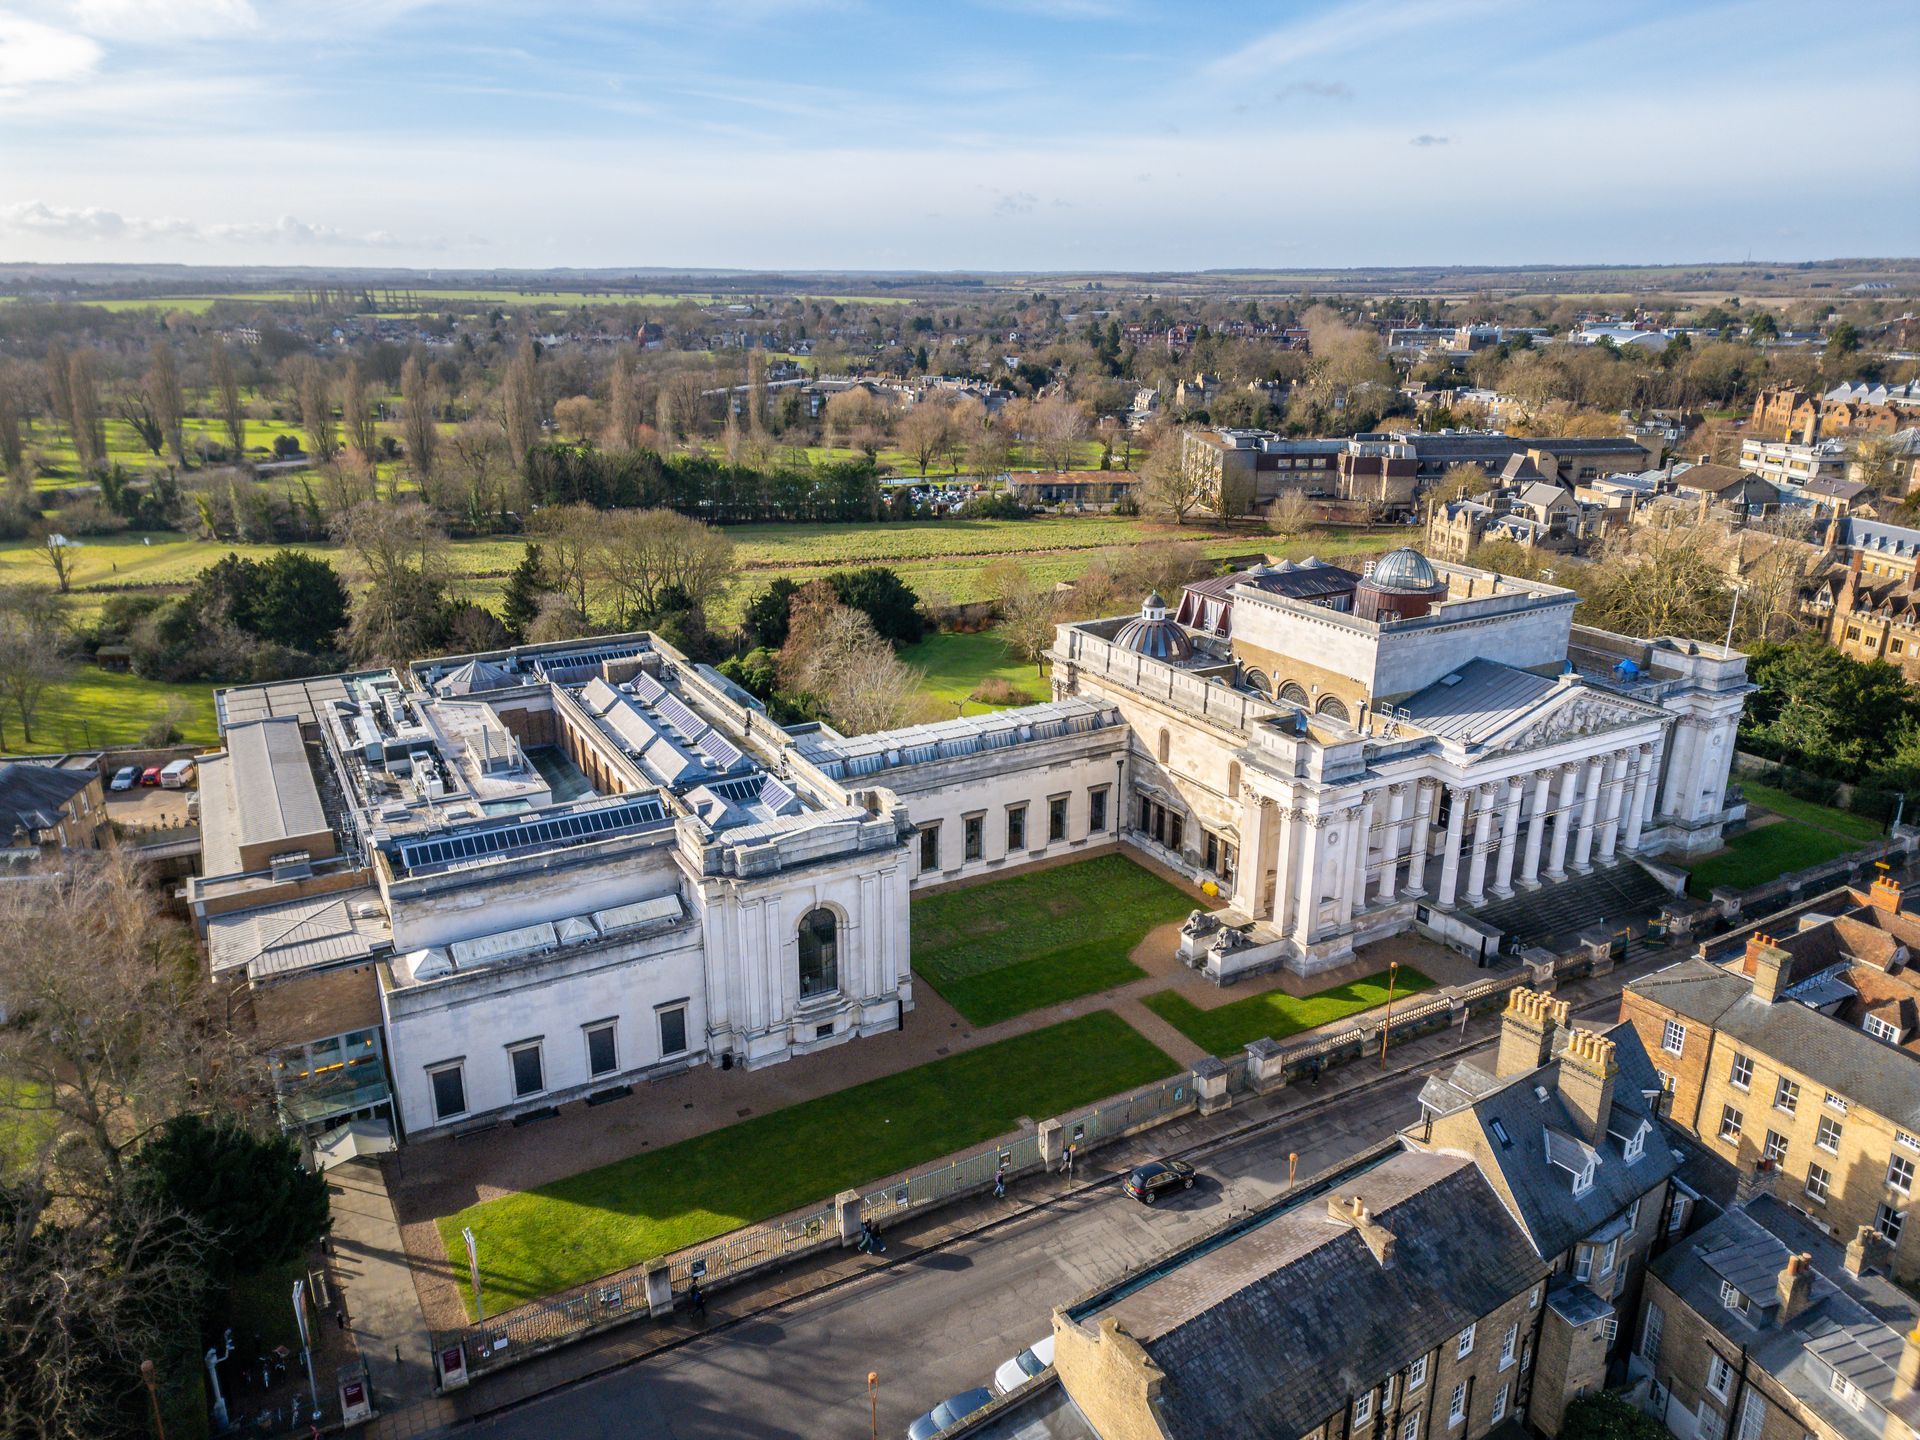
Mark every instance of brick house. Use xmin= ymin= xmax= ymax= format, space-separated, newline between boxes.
xmin=1619 ymin=880 xmax=1920 ymax=1282
xmin=1637 ymin=1193 xmax=1920 ymax=1440
xmin=0 ymin=761 xmax=108 ymax=856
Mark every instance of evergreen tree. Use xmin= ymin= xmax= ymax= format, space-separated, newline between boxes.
xmin=502 ymin=542 xmax=547 ymax=643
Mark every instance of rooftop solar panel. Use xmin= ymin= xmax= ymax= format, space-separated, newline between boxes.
xmin=632 ymin=672 xmax=666 ymax=703
xmin=700 ymin=732 xmax=744 ymax=770
xmin=654 ymin=694 xmax=710 ymax=743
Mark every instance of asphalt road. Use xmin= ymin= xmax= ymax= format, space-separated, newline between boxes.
xmin=460 ymin=1060 xmax=1453 ymax=1440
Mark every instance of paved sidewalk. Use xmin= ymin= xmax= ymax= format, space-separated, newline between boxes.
xmin=368 ymin=945 xmax=1671 ymax=1438
xmin=328 ymin=1159 xmax=440 ymax=1413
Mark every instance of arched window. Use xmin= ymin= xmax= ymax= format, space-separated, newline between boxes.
xmin=1227 ymin=761 xmax=1242 ymax=799
xmin=1279 ymin=682 xmax=1310 ymax=707
xmin=798 ymin=908 xmax=838 ymax=999
xmin=1316 ymin=695 xmax=1351 ymax=723
xmin=1243 ymin=667 xmax=1269 ymax=696
xmin=1157 ymin=728 xmax=1171 ymax=764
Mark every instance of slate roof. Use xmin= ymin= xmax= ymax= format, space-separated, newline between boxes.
xmin=1675 ymin=463 xmax=1766 ymax=495
xmin=1096 ymin=1149 xmax=1547 ymax=1440
xmin=205 ymin=887 xmax=391 ymax=978
xmin=1397 ymin=658 xmax=1560 ymax=743
xmin=1420 ymin=1020 xmax=1680 ymax=1261
xmin=1631 ymin=956 xmax=1920 ymax=1127
xmin=434 ymin=658 xmax=518 ymax=697
xmin=1652 ymin=1197 xmax=1920 ymax=1440
xmin=0 ymin=762 xmax=94 ymax=836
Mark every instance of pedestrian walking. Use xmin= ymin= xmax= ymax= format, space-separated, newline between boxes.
xmin=993 ymin=1163 xmax=1008 ymax=1198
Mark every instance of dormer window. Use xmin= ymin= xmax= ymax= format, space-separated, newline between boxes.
xmin=1574 ymin=1162 xmax=1596 ymax=1196
xmin=1718 ymin=1279 xmax=1750 ymax=1315
xmin=1624 ymin=1120 xmax=1648 ymax=1162
xmin=1865 ymin=1014 xmax=1902 ymax=1044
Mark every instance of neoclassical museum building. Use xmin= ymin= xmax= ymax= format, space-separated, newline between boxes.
xmin=192 ymin=546 xmax=1748 ymax=1144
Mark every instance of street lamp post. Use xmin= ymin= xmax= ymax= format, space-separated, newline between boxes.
xmin=869 ymin=1371 xmax=880 ymax=1440
xmin=463 ymin=1226 xmax=485 ymax=1321
xmin=140 ymin=1359 xmax=168 ymax=1440
xmin=1378 ymin=961 xmax=1400 ymax=1069
xmin=204 ymin=1330 xmax=234 ymax=1432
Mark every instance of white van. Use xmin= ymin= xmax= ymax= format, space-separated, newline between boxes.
xmin=159 ymin=758 xmax=197 ymax=790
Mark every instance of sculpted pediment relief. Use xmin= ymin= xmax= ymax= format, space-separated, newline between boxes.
xmin=1492 ymin=692 xmax=1654 ymax=753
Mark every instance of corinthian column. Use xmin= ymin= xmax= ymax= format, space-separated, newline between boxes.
xmin=1490 ymin=779 xmax=1523 ymax=899
xmin=1463 ymin=787 xmax=1498 ymax=907
xmin=1519 ymin=770 xmax=1552 ymax=888
xmin=1405 ymin=781 xmax=1435 ymax=896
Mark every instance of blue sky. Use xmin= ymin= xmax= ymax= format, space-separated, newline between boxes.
xmin=0 ymin=0 xmax=1916 ymax=271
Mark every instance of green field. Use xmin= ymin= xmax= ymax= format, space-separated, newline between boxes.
xmin=435 ymin=1011 xmax=1175 ymax=1316
xmin=10 ymin=667 xmax=219 ymax=755
xmin=1142 ymin=968 xmax=1436 ymax=1056
xmin=901 ymin=628 xmax=1040 ymax=714
xmin=911 ymin=855 xmax=1194 ymax=1025
xmin=1685 ymin=780 xmax=1883 ymax=896
xmin=1738 ymin=781 xmax=1884 ymax=845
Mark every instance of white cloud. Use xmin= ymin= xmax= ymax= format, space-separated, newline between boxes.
xmin=1208 ymin=0 xmax=1510 ymax=77
xmin=1409 ymin=133 xmax=1449 ymax=147
xmin=66 ymin=0 xmax=259 ymax=38
xmin=0 ymin=12 xmax=101 ymax=90
xmin=0 ymin=199 xmax=415 ymax=248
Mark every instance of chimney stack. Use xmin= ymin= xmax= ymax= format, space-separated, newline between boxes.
xmin=1845 ymin=1225 xmax=1892 ymax=1278
xmin=1558 ymin=1029 xmax=1619 ymax=1144
xmin=1776 ymin=1253 xmax=1814 ymax=1326
xmin=1327 ymin=1193 xmax=1397 ymax=1267
xmin=1872 ymin=876 xmax=1904 ymax=914
xmin=1735 ymin=1158 xmax=1777 ymax=1209
xmin=1496 ymin=989 xmax=1571 ymax=1079
xmin=1744 ymin=934 xmax=1790 ymax=1004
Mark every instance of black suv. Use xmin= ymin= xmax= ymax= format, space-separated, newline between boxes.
xmin=1124 ymin=1159 xmax=1196 ymax=1204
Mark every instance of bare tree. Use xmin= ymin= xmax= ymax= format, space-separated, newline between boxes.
xmin=965 ymin=413 xmax=1012 ymax=481
xmin=1136 ymin=431 xmax=1208 ymax=524
xmin=43 ymin=338 xmax=74 ymax=452
xmin=605 ymin=349 xmax=640 ymax=450
xmin=982 ymin=557 xmax=1059 ymax=674
xmin=1852 ymin=435 xmax=1908 ymax=496
xmin=896 ymin=398 xmax=953 ymax=478
xmin=0 ymin=584 xmax=66 ymax=747
xmin=595 ymin=508 xmax=735 ymax=626
xmin=552 ymin=394 xmax=599 ymax=442
xmin=778 ymin=587 xmax=930 ymax=734
xmin=528 ymin=503 xmax=601 ymax=617
xmin=502 ymin=339 xmax=540 ymax=458
xmin=144 ymin=342 xmax=185 ymax=467
xmin=331 ymin=500 xmax=451 ymax=662
xmin=401 ymin=349 xmax=437 ymax=481
xmin=210 ymin=339 xmax=246 ymax=456
xmin=1030 ymin=395 xmax=1089 ymax=471
xmin=340 ymin=361 xmax=380 ymax=469
xmin=37 ymin=531 xmax=81 ymax=594
xmin=295 ymin=359 xmax=339 ymax=465
xmin=446 ymin=418 xmax=509 ymax=530
xmin=0 ymin=361 xmax=24 ymax=473
xmin=115 ymin=385 xmax=164 ymax=458
xmin=66 ymin=351 xmax=104 ymax=472
xmin=1267 ymin=489 xmax=1316 ymax=538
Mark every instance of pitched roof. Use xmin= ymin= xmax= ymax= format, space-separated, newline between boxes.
xmin=205 ymin=887 xmax=391 ymax=978
xmin=1396 ymin=658 xmax=1559 ymax=743
xmin=1095 ymin=1149 xmax=1547 ymax=1440
xmin=1675 ymin=463 xmax=1766 ymax=495
xmin=0 ymin=762 xmax=94 ymax=836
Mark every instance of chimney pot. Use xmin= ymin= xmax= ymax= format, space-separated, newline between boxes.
xmin=1776 ymin=1252 xmax=1815 ymax=1325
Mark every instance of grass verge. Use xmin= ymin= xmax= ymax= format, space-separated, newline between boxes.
xmin=1687 ymin=823 xmax=1857 ymax=896
xmin=1740 ymin=781 xmax=1884 ymax=845
xmin=901 ymin=627 xmax=1042 ymax=714
xmin=1142 ymin=967 xmax=1436 ymax=1057
xmin=911 ymin=854 xmax=1194 ymax=1025
xmin=435 ymin=1010 xmax=1176 ymax=1317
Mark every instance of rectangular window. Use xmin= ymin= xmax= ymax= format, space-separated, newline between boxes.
xmin=1878 ymin=1203 xmax=1905 ymax=1245
xmin=1866 ymin=1014 xmax=1900 ymax=1043
xmin=1354 ymin=1394 xmax=1374 ymax=1426
xmin=1817 ymin=1115 xmax=1844 ymax=1153
xmin=1456 ymin=1324 xmax=1475 ymax=1358
xmin=1643 ymin=1302 xmax=1665 ymax=1361
xmin=585 ymin=1022 xmax=617 ymax=1078
xmin=429 ymin=1063 xmax=466 ymax=1122
xmin=1764 ymin=1130 xmax=1789 ymax=1164
xmin=1448 ymin=1383 xmax=1466 ymax=1427
xmin=1049 ymin=795 xmax=1069 ymax=843
xmin=1708 ymin=1354 xmax=1735 ymax=1401
xmin=918 ymin=824 xmax=939 ymax=873
xmin=1598 ymin=1237 xmax=1618 ymax=1278
xmin=1500 ymin=1323 xmax=1517 ymax=1369
xmin=964 ymin=814 xmax=983 ymax=862
xmin=1576 ymin=1245 xmax=1593 ymax=1282
xmin=1529 ymin=1285 xmax=1541 ymax=1309
xmin=1807 ymin=1163 xmax=1831 ymax=1204
xmin=1719 ymin=1105 xmax=1744 ymax=1143
xmin=1719 ymin=1280 xmax=1749 ymax=1314
xmin=509 ymin=1042 xmax=544 ymax=1098
xmin=1006 ymin=805 xmax=1026 ymax=852
xmin=1735 ymin=1390 xmax=1765 ymax=1440
xmin=658 ymin=1004 xmax=689 ymax=1057
xmin=1089 ymin=786 xmax=1109 ymax=833
xmin=1698 ymin=1403 xmax=1727 ymax=1440
xmin=1408 ymin=1355 xmax=1428 ymax=1392
xmin=1662 ymin=1020 xmax=1687 ymax=1055
xmin=1825 ymin=1092 xmax=1850 ymax=1114
xmin=1490 ymin=1385 xmax=1508 ymax=1425
xmin=1893 ymin=1155 xmax=1916 ymax=1193
xmin=1730 ymin=1053 xmax=1753 ymax=1090
xmin=1401 ymin=1414 xmax=1421 ymax=1440
xmin=1775 ymin=1077 xmax=1799 ymax=1113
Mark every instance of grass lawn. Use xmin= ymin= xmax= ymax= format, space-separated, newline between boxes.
xmin=902 ymin=627 xmax=1043 ymax=713
xmin=1740 ymin=781 xmax=1884 ymax=845
xmin=1687 ymin=823 xmax=1857 ymax=896
xmin=12 ymin=667 xmax=219 ymax=754
xmin=0 ymin=1076 xmax=50 ymax=1170
xmin=435 ymin=1011 xmax=1175 ymax=1316
xmin=1143 ymin=967 xmax=1436 ymax=1057
xmin=911 ymin=854 xmax=1195 ymax=1025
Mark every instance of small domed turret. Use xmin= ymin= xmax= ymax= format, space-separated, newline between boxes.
xmin=1113 ymin=592 xmax=1193 ymax=662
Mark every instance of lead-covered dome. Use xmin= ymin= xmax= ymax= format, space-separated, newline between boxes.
xmin=1369 ymin=547 xmax=1439 ymax=592
xmin=1114 ymin=592 xmax=1193 ymax=662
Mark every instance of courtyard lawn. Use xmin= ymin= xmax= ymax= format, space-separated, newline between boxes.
xmin=903 ymin=627 xmax=1043 ymax=713
xmin=911 ymin=853 xmax=1195 ymax=1026
xmin=1142 ymin=967 xmax=1436 ymax=1057
xmin=11 ymin=667 xmax=219 ymax=754
xmin=1687 ymin=823 xmax=1857 ymax=897
xmin=435 ymin=1011 xmax=1175 ymax=1317
xmin=1740 ymin=781 xmax=1884 ymax=845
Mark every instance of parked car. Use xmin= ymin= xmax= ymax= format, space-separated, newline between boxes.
xmin=907 ymin=1387 xmax=994 ymax=1440
xmin=992 ymin=1335 xmax=1055 ymax=1395
xmin=109 ymin=766 xmax=137 ymax=791
xmin=138 ymin=765 xmax=163 ymax=787
xmin=1123 ymin=1159 xmax=1196 ymax=1205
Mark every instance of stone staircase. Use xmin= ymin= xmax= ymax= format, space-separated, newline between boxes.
xmin=1472 ymin=862 xmax=1676 ymax=953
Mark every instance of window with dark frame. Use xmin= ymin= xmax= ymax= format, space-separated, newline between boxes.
xmin=1090 ymin=786 xmax=1109 ymax=833
xmin=1007 ymin=805 xmax=1026 ymax=851
xmin=658 ymin=1004 xmax=689 ymax=1057
xmin=1049 ymin=795 xmax=1068 ymax=843
xmin=919 ymin=824 xmax=939 ymax=873
xmin=429 ymin=1064 xmax=466 ymax=1121
xmin=509 ymin=1043 xmax=544 ymax=1099
xmin=964 ymin=814 xmax=983 ymax=861
xmin=798 ymin=908 xmax=838 ymax=999
xmin=585 ymin=1022 xmax=617 ymax=1078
